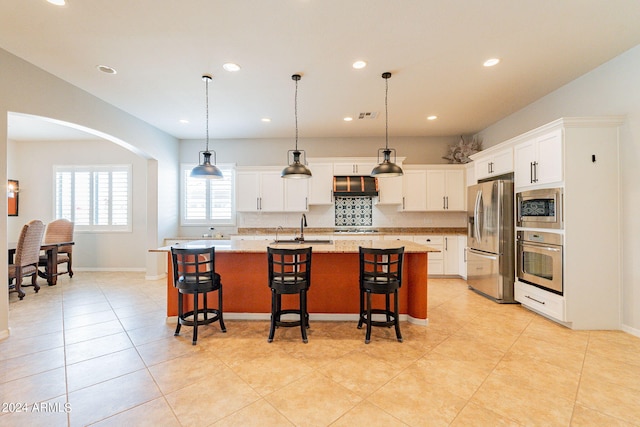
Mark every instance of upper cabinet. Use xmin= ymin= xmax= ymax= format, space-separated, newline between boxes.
xmin=514 ymin=129 xmax=563 ymax=189
xmin=473 ymin=147 xmax=513 ymax=181
xmin=307 ymin=162 xmax=334 ymax=205
xmin=236 ymin=168 xmax=308 ymax=212
xmin=400 ymin=168 xmax=428 ymax=211
xmin=333 ymin=160 xmax=378 ymax=175
xmin=376 ymin=175 xmax=403 ymax=205
xmin=426 ymin=166 xmax=465 ymax=211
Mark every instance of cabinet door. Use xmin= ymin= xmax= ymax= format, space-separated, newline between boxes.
xmin=445 ymin=169 xmax=465 ymax=211
xmin=443 ymin=236 xmax=459 ymax=275
xmin=514 ymin=139 xmax=536 ymax=188
xmin=284 ymin=179 xmax=309 ymax=212
xmin=458 ymin=235 xmax=467 ymax=279
xmin=426 ymin=170 xmax=446 ymax=210
xmin=401 ymin=170 xmax=427 ymax=211
xmin=355 ymin=162 xmax=377 ymax=175
xmin=308 ymin=163 xmax=333 ymax=205
xmin=536 ymin=129 xmax=563 ymax=185
xmin=333 ymin=163 xmax=357 ymax=175
xmin=377 ymin=175 xmax=403 ymax=205
xmin=492 ymin=149 xmax=514 ymax=176
xmin=236 ymin=171 xmax=261 ymax=212
xmin=259 ymin=171 xmax=284 ymax=212
xmin=474 ymin=157 xmax=493 ymax=181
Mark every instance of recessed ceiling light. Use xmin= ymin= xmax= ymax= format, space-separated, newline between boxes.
xmin=343 ymin=117 xmax=353 ymax=122
xmin=352 ymin=61 xmax=367 ymax=69
xmin=179 ymin=119 xmax=189 ymax=124
xmin=483 ymin=58 xmax=500 ymax=67
xmin=223 ymin=63 xmax=241 ymax=72
xmin=47 ymin=0 xmax=66 ymax=6
xmin=427 ymin=115 xmax=438 ymax=121
xmin=96 ymin=65 xmax=117 ymax=74
xmin=261 ymin=118 xmax=271 ymax=123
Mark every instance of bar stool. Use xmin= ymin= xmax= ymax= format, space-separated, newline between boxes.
xmin=358 ymin=246 xmax=404 ymax=344
xmin=267 ymin=247 xmax=312 ymax=343
xmin=171 ymin=246 xmax=226 ymax=345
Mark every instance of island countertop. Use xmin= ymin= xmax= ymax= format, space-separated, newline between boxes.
xmin=151 ymin=238 xmax=440 ymax=254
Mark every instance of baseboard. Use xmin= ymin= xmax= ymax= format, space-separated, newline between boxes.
xmin=621 ymin=323 xmax=640 ymax=338
xmin=145 ymin=273 xmax=166 ymax=281
xmin=0 ymin=328 xmax=10 ymax=341
xmin=73 ymin=267 xmax=146 ymax=272
xmin=164 ymin=312 xmax=426 ymax=324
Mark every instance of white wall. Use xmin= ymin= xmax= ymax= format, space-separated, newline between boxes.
xmin=476 ymin=44 xmax=640 ymax=334
xmin=7 ymin=140 xmax=149 ymax=270
xmin=1 ymin=48 xmax=179 ymax=338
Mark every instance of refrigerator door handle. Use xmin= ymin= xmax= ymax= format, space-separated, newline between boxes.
xmin=474 ymin=190 xmax=482 ymax=241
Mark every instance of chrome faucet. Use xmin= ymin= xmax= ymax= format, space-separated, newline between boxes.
xmin=275 ymin=226 xmax=284 ymax=242
xmin=297 ymin=214 xmax=307 ymax=241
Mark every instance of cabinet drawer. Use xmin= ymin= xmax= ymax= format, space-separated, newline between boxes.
xmin=515 ymin=280 xmax=565 ymax=321
xmin=414 ymin=236 xmax=443 ymax=259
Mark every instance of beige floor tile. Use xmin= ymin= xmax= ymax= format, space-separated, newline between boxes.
xmin=576 ymin=375 xmax=640 ymax=425
xmin=0 ymin=331 xmax=64 ymax=361
xmin=165 ymin=366 xmax=261 ymax=425
xmin=148 ymin=351 xmax=228 ymax=394
xmin=125 ymin=321 xmax=176 ymax=346
xmin=332 ymin=400 xmax=409 ymax=426
xmin=470 ymin=374 xmax=575 ymax=426
xmin=0 ymin=367 xmax=66 ymax=406
xmin=64 ymin=331 xmax=133 ymax=365
xmin=63 ymin=301 xmax=114 ymax=319
xmin=63 ymin=319 xmax=124 ymax=345
xmin=5 ymin=317 xmax=64 ymax=339
xmin=211 ymin=399 xmax=295 ymax=427
xmin=368 ymin=367 xmax=468 ymax=426
xmin=450 ymin=402 xmax=522 ymax=426
xmin=508 ymin=335 xmax=586 ymax=374
xmin=62 ymin=310 xmax=118 ymax=330
xmin=587 ymin=331 xmax=640 ymax=367
xmin=522 ymin=316 xmax=590 ymax=351
xmin=265 ymin=371 xmax=362 ymax=426
xmin=431 ymin=333 xmax=506 ymax=365
xmin=89 ymin=397 xmax=181 ymax=427
xmin=581 ymin=352 xmax=640 ymax=392
xmin=67 ymin=369 xmax=162 ymax=427
xmin=134 ymin=335 xmax=202 ymax=367
xmin=0 ymin=347 xmax=65 ymax=384
xmin=66 ymin=348 xmax=146 ymax=392
xmin=570 ymin=404 xmax=636 ymax=426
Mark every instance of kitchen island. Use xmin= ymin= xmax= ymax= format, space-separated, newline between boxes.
xmin=151 ymin=239 xmax=438 ymax=325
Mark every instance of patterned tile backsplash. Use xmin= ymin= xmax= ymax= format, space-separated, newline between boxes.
xmin=335 ymin=196 xmax=373 ymax=227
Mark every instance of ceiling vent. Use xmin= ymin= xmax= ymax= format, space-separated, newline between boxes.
xmin=358 ymin=112 xmax=378 ymax=120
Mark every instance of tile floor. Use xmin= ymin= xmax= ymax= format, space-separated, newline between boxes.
xmin=1 ymin=272 xmax=639 ymax=426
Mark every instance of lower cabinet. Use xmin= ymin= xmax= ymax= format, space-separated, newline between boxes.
xmin=515 ymin=280 xmax=565 ymax=321
xmin=413 ymin=235 xmax=460 ymax=276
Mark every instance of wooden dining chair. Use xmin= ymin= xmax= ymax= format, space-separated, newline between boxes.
xmin=38 ymin=218 xmax=74 ymax=280
xmin=9 ymin=220 xmax=45 ymax=300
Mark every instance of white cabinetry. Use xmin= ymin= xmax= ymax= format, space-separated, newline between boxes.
xmin=400 ymin=168 xmax=428 ymax=211
xmin=472 ymin=147 xmax=513 ymax=181
xmin=426 ymin=166 xmax=465 ymax=211
xmin=442 ymin=235 xmax=459 ymax=275
xmin=458 ymin=235 xmax=467 ymax=280
xmin=307 ymin=163 xmax=333 ymax=205
xmin=508 ymin=117 xmax=623 ymax=329
xmin=236 ymin=168 xmax=308 ymax=212
xmin=376 ymin=176 xmax=403 ymax=205
xmin=333 ymin=160 xmax=378 ymax=175
xmin=514 ymin=129 xmax=563 ymax=189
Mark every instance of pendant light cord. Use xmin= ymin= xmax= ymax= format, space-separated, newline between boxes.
xmin=294 ymin=76 xmax=299 ymax=151
xmin=385 ymin=75 xmax=389 ymax=150
xmin=205 ymin=76 xmax=210 ymax=152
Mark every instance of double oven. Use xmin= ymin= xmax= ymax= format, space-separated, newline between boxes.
xmin=516 ymin=188 xmax=564 ymax=295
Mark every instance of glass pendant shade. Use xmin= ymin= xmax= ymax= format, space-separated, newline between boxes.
xmin=371 ymin=72 xmax=403 ymax=177
xmin=281 ymin=150 xmax=312 ymax=178
xmin=191 ymin=151 xmax=223 ymax=178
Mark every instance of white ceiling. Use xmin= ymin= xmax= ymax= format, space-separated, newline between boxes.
xmin=3 ymin=0 xmax=640 ymax=141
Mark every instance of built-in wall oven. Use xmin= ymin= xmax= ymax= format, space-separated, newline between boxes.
xmin=516 ymin=187 xmax=563 ymax=229
xmin=517 ymin=230 xmax=563 ymax=295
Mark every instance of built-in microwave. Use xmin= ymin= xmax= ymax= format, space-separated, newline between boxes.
xmin=516 ymin=187 xmax=563 ymax=229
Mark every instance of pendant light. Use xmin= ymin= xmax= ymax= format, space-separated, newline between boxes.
xmin=371 ymin=72 xmax=404 ymax=177
xmin=281 ymin=74 xmax=312 ymax=179
xmin=191 ymin=74 xmax=223 ymax=179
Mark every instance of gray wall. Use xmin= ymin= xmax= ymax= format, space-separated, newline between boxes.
xmin=476 ymin=44 xmax=640 ymax=334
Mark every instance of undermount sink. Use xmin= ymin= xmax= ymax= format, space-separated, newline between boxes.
xmin=271 ymin=239 xmax=334 ymax=245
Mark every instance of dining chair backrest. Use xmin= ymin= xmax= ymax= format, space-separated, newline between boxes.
xmin=43 ymin=219 xmax=74 ymax=254
xmin=359 ymin=246 xmax=404 ymax=293
xmin=171 ymin=246 xmax=218 ymax=291
xmin=267 ymin=247 xmax=312 ymax=294
xmin=15 ymin=220 xmax=45 ymax=267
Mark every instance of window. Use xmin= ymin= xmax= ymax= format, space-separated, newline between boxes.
xmin=181 ymin=164 xmax=235 ymax=225
xmin=54 ymin=165 xmax=132 ymax=232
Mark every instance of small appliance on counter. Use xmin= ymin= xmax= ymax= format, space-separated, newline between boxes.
xmin=466 ymin=175 xmax=516 ymax=303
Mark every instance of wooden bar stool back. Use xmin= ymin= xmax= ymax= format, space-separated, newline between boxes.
xmin=171 ymin=246 xmax=226 ymax=345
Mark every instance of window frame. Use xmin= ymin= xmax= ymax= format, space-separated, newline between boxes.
xmin=53 ymin=164 xmax=133 ymax=233
xmin=180 ymin=163 xmax=236 ymax=226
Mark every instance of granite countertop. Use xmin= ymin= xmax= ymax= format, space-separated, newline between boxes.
xmin=151 ymin=239 xmax=440 ymax=254
xmin=236 ymin=227 xmax=467 ymax=236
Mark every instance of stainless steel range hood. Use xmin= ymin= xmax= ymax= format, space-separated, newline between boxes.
xmin=333 ymin=176 xmax=379 ymax=197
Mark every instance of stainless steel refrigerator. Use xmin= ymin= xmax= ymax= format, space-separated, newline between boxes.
xmin=466 ymin=179 xmax=515 ymax=303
